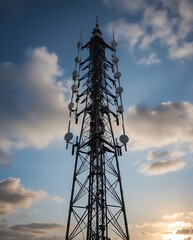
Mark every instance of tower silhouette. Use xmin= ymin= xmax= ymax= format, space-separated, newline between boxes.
xmin=64 ymin=19 xmax=130 ymax=240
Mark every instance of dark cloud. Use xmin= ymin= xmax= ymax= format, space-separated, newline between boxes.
xmin=147 ymin=150 xmax=169 ymax=160
xmin=176 ymin=229 xmax=193 ymax=235
xmin=11 ymin=223 xmax=64 ymax=232
xmin=36 ymin=236 xmax=64 ymax=240
xmin=0 ymin=223 xmax=65 ymax=240
xmin=0 ymin=178 xmax=47 ymax=215
xmin=140 ymin=159 xmax=186 ymax=175
xmin=147 ymin=150 xmax=185 ymax=161
xmin=0 ymin=149 xmax=11 ymax=166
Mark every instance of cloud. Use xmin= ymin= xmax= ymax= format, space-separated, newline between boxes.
xmin=139 ymin=231 xmax=162 ymax=237
xmin=162 ymin=212 xmax=193 ymax=221
xmin=102 ymin=0 xmax=146 ymax=13
xmin=147 ymin=150 xmax=185 ymax=161
xmin=11 ymin=223 xmax=64 ymax=232
xmin=136 ymin=212 xmax=193 ymax=240
xmin=176 ymin=229 xmax=193 ymax=235
xmin=136 ymin=222 xmax=150 ymax=228
xmin=147 ymin=151 xmax=169 ymax=160
xmin=52 ymin=196 xmax=64 ymax=204
xmin=107 ymin=19 xmax=144 ymax=49
xmin=140 ymin=159 xmax=186 ymax=175
xmin=169 ymin=42 xmax=193 ymax=60
xmin=0 ymin=178 xmax=47 ymax=215
xmin=168 ymin=221 xmax=192 ymax=230
xmin=0 ymin=149 xmax=11 ymax=166
xmin=135 ymin=213 xmax=193 ymax=240
xmin=0 ymin=47 xmax=69 ymax=155
xmin=106 ymin=0 xmax=193 ymax=60
xmin=137 ymin=221 xmax=166 ymax=228
xmin=125 ymin=102 xmax=193 ymax=151
xmin=136 ymin=214 xmax=193 ymax=236
xmin=138 ymin=52 xmax=161 ymax=65
xmin=0 ymin=223 xmax=65 ymax=240
xmin=178 ymin=0 xmax=193 ymax=37
xmin=36 ymin=236 xmax=65 ymax=240
xmin=143 ymin=2 xmax=193 ymax=60
xmin=137 ymin=219 xmax=193 ymax=229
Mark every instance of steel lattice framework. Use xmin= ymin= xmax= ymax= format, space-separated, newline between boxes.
xmin=64 ymin=19 xmax=130 ymax=240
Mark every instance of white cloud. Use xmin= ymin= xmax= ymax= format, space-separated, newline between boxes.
xmin=107 ymin=19 xmax=144 ymax=49
xmin=169 ymin=42 xmax=193 ymax=60
xmin=167 ymin=221 xmax=191 ymax=230
xmin=139 ymin=34 xmax=156 ymax=49
xmin=0 ymin=47 xmax=69 ymax=154
xmin=140 ymin=159 xmax=186 ymax=175
xmin=52 ymin=196 xmax=64 ymax=204
xmin=178 ymin=0 xmax=193 ymax=37
xmin=136 ymin=211 xmax=193 ymax=230
xmin=162 ymin=212 xmax=193 ymax=221
xmin=0 ymin=178 xmax=47 ymax=215
xmin=138 ymin=52 xmax=161 ymax=65
xmin=105 ymin=0 xmax=193 ymax=60
xmin=164 ymin=214 xmax=193 ymax=236
xmin=142 ymin=6 xmax=178 ymax=49
xmin=169 ymin=150 xmax=185 ymax=159
xmin=138 ymin=231 xmax=162 ymax=240
xmin=125 ymin=102 xmax=193 ymax=150
xmin=135 ymin=214 xmax=193 ymax=240
xmin=143 ymin=7 xmax=170 ymax=29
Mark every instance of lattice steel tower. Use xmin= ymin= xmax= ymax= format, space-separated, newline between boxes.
xmin=64 ymin=19 xmax=130 ymax=240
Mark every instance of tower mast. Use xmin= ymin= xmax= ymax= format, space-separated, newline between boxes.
xmin=65 ymin=19 xmax=130 ymax=240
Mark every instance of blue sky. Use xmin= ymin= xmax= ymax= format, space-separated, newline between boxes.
xmin=0 ymin=0 xmax=193 ymax=240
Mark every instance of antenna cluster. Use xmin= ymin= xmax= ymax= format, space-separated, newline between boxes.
xmin=64 ymin=32 xmax=83 ymax=148
xmin=64 ymin=27 xmax=129 ymax=153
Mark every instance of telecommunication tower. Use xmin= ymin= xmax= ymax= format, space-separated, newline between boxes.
xmin=64 ymin=19 xmax=130 ymax=240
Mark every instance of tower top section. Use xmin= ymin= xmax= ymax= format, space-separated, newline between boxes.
xmin=92 ymin=16 xmax=102 ymax=37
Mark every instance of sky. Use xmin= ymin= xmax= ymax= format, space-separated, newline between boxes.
xmin=0 ymin=0 xmax=193 ymax=239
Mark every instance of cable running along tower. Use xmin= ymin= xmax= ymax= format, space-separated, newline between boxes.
xmin=65 ymin=19 xmax=130 ymax=240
